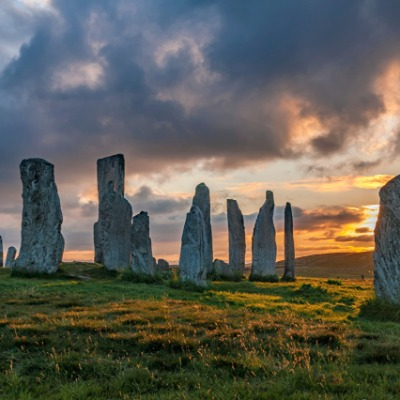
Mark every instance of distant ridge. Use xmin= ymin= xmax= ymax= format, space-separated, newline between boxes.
xmin=275 ymin=251 xmax=374 ymax=279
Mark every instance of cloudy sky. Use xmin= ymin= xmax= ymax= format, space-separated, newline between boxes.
xmin=1 ymin=0 xmax=400 ymax=263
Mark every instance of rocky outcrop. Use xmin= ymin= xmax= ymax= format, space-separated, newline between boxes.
xmin=157 ymin=258 xmax=170 ymax=272
xmin=283 ymin=202 xmax=295 ymax=280
xmin=250 ymin=190 xmax=276 ymax=279
xmin=227 ymin=199 xmax=246 ymax=275
xmin=179 ymin=206 xmax=208 ymax=286
xmin=5 ymin=246 xmax=17 ymax=268
xmin=94 ymin=154 xmax=132 ymax=270
xmin=12 ymin=158 xmax=64 ymax=274
xmin=0 ymin=236 xmax=3 ymax=267
xmin=131 ymin=211 xmax=155 ymax=276
xmin=374 ymin=175 xmax=400 ymax=303
xmin=192 ymin=183 xmax=213 ymax=273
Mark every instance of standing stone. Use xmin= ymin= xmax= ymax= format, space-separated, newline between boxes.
xmin=5 ymin=246 xmax=17 ymax=268
xmin=374 ymin=175 xmax=400 ymax=303
xmin=93 ymin=222 xmax=103 ymax=263
xmin=131 ymin=211 xmax=155 ymax=276
xmin=227 ymin=199 xmax=246 ymax=276
xmin=283 ymin=202 xmax=295 ymax=280
xmin=94 ymin=154 xmax=132 ymax=270
xmin=251 ymin=190 xmax=276 ymax=279
xmin=97 ymin=154 xmax=125 ymax=200
xmin=12 ymin=158 xmax=64 ymax=274
xmin=0 ymin=236 xmax=3 ymax=267
xmin=99 ymin=183 xmax=132 ymax=270
xmin=212 ymin=258 xmax=238 ymax=280
xmin=179 ymin=206 xmax=208 ymax=286
xmin=157 ymin=258 xmax=170 ymax=272
xmin=94 ymin=154 xmax=125 ymax=264
xmin=192 ymin=183 xmax=213 ymax=274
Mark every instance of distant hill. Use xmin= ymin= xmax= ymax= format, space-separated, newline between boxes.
xmin=274 ymin=251 xmax=374 ymax=279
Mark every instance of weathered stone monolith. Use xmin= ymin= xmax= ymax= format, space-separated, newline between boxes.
xmin=193 ymin=183 xmax=213 ymax=273
xmin=131 ymin=211 xmax=155 ymax=276
xmin=212 ymin=258 xmax=239 ymax=280
xmin=179 ymin=206 xmax=208 ymax=286
xmin=5 ymin=246 xmax=17 ymax=268
xmin=12 ymin=158 xmax=64 ymax=274
xmin=0 ymin=236 xmax=3 ymax=267
xmin=94 ymin=154 xmax=125 ymax=264
xmin=227 ymin=199 xmax=246 ymax=275
xmin=283 ymin=202 xmax=295 ymax=280
xmin=250 ymin=190 xmax=276 ymax=279
xmin=94 ymin=155 xmax=132 ymax=270
xmin=99 ymin=183 xmax=132 ymax=270
xmin=97 ymin=154 xmax=125 ymax=199
xmin=374 ymin=175 xmax=400 ymax=303
xmin=157 ymin=258 xmax=170 ymax=272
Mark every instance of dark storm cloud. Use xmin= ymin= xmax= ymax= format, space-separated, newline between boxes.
xmin=128 ymin=186 xmax=190 ymax=216
xmin=1 ymin=0 xmax=400 ymax=182
xmin=335 ymin=234 xmax=374 ymax=243
xmin=292 ymin=206 xmax=365 ymax=232
xmin=355 ymin=227 xmax=372 ymax=234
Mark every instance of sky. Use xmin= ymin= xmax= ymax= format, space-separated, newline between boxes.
xmin=1 ymin=0 xmax=400 ymax=263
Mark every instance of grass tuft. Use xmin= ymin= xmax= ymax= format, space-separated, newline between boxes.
xmin=249 ymin=274 xmax=279 ymax=283
xmin=119 ymin=269 xmax=164 ymax=284
xmin=359 ymin=297 xmax=400 ymax=322
xmin=327 ymin=278 xmax=343 ymax=286
xmin=281 ymin=275 xmax=297 ymax=282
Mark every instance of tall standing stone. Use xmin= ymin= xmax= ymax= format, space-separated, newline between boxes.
xmin=192 ymin=183 xmax=213 ymax=274
xmin=5 ymin=246 xmax=17 ymax=268
xmin=227 ymin=199 xmax=246 ymax=276
xmin=0 ymin=236 xmax=3 ymax=267
xmin=94 ymin=154 xmax=132 ymax=270
xmin=251 ymin=190 xmax=276 ymax=279
xmin=131 ymin=211 xmax=155 ymax=276
xmin=12 ymin=158 xmax=64 ymax=274
xmin=179 ymin=206 xmax=208 ymax=286
xmin=283 ymin=202 xmax=295 ymax=280
xmin=94 ymin=154 xmax=125 ymax=264
xmin=374 ymin=175 xmax=400 ymax=303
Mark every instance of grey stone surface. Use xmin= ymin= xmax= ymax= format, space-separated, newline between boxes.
xmin=12 ymin=158 xmax=64 ymax=273
xmin=97 ymin=154 xmax=125 ymax=199
xmin=374 ymin=175 xmax=400 ymax=303
xmin=192 ymin=183 xmax=213 ymax=274
xmin=94 ymin=154 xmax=125 ymax=264
xmin=131 ymin=211 xmax=155 ymax=276
xmin=94 ymin=154 xmax=132 ymax=270
xmin=227 ymin=199 xmax=246 ymax=275
xmin=179 ymin=206 xmax=208 ymax=286
xmin=99 ymin=185 xmax=132 ymax=270
xmin=5 ymin=246 xmax=16 ymax=268
xmin=283 ymin=202 xmax=295 ymax=280
xmin=212 ymin=258 xmax=238 ymax=279
xmin=0 ymin=236 xmax=3 ymax=268
xmin=157 ymin=258 xmax=170 ymax=271
xmin=93 ymin=222 xmax=103 ymax=263
xmin=251 ymin=190 xmax=276 ymax=278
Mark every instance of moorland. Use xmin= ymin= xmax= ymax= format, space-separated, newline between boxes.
xmin=0 ymin=259 xmax=398 ymax=399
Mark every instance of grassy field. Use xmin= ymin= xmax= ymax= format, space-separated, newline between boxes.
xmin=0 ymin=263 xmax=399 ymax=399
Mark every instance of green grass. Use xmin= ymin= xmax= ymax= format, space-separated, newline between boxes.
xmin=0 ymin=262 xmax=398 ymax=399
